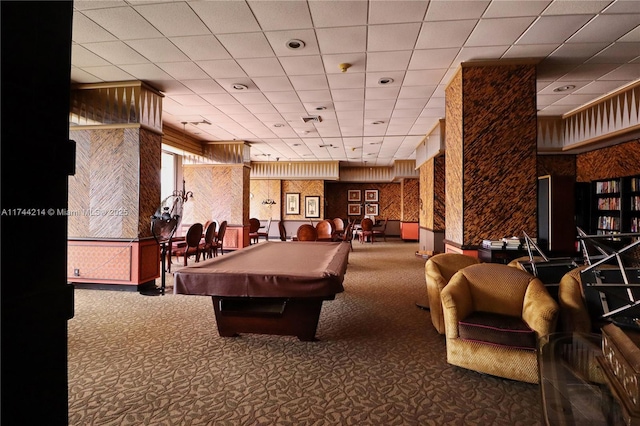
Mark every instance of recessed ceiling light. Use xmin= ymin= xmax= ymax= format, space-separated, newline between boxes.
xmin=286 ymin=39 xmax=305 ymax=50
xmin=231 ymin=83 xmax=248 ymax=90
xmin=315 ymin=106 xmax=327 ymax=111
xmin=273 ymin=123 xmax=285 ymax=128
xmin=378 ymin=77 xmax=394 ymax=85
xmin=372 ymin=121 xmax=385 ymax=125
xmin=553 ymin=84 xmax=576 ymax=92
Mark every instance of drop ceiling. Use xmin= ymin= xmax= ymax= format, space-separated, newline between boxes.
xmin=71 ymin=0 xmax=640 ymax=166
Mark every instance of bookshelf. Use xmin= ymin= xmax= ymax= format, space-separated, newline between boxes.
xmin=592 ymin=175 xmax=640 ymax=240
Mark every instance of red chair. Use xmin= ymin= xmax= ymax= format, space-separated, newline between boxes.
xmin=359 ymin=218 xmax=374 ymax=243
xmin=198 ymin=221 xmax=217 ymax=260
xmin=249 ymin=218 xmax=261 ymax=244
xmin=296 ymin=224 xmax=317 ymax=241
xmin=172 ymin=223 xmax=203 ymax=268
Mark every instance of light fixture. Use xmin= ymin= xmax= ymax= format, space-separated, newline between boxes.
xmin=339 ymin=63 xmax=351 ymax=73
xmin=315 ymin=106 xmax=327 ymax=110
xmin=231 ymin=83 xmax=248 ymax=90
xmin=553 ymin=84 xmax=576 ymax=92
xmin=261 ymin=154 xmax=276 ymax=206
xmin=273 ymin=123 xmax=285 ymax=128
xmin=286 ymin=39 xmax=305 ymax=50
xmin=372 ymin=120 xmax=385 ymax=125
xmin=378 ymin=77 xmax=394 ymax=85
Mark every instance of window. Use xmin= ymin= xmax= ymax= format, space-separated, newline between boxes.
xmin=161 ymin=151 xmax=176 ymax=202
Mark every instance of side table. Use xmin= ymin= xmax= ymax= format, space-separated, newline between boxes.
xmin=538 ymin=332 xmax=624 ymax=425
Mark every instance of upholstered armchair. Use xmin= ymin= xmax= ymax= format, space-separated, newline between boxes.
xmin=425 ymin=253 xmax=480 ymax=334
xmin=557 ymin=265 xmax=592 ymax=333
xmin=440 ymin=263 xmax=559 ymax=384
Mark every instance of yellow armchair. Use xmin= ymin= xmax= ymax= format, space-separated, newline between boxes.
xmin=441 ymin=263 xmax=559 ymax=383
xmin=425 ymin=253 xmax=480 ymax=334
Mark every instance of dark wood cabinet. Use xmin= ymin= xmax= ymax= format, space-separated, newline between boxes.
xmin=538 ymin=175 xmax=576 ymax=257
xmin=591 ymin=175 xmax=640 ymax=239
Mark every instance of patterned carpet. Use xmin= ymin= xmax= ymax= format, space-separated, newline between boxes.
xmin=68 ymin=239 xmax=542 ymax=425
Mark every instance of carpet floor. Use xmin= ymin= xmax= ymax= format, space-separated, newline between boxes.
xmin=68 ymin=239 xmax=542 ymax=425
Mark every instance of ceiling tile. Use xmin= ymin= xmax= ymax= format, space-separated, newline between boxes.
xmin=265 ymin=29 xmax=320 ymax=56
xmin=483 ymin=0 xmax=551 ymax=18
xmin=367 ymin=23 xmax=421 ymax=52
xmin=297 ymin=90 xmax=333 ymax=103
xmin=316 ymin=27 xmax=367 ymax=54
xmin=72 ymin=45 xmax=111 ymax=67
xmin=83 ymin=6 xmax=162 ymax=40
xmin=503 ymin=44 xmax=562 ymax=59
xmin=72 ymin=12 xmax=118 ymax=43
xmin=170 ymin=94 xmax=209 ymax=106
xmin=308 ymin=1 xmax=368 ymax=27
xmin=600 ymin=64 xmax=640 ymax=80
xmin=74 ymin=1 xmax=127 ymax=10
xmin=156 ymin=62 xmax=210 ymax=80
xmin=368 ymin=1 xmax=428 ymax=24
xmin=334 ymin=100 xmax=364 ymax=111
xmin=416 ymin=20 xmax=478 ymax=49
xmin=170 ymin=36 xmax=231 ymax=61
xmin=365 ymin=71 xmax=405 ymax=87
xmin=83 ymin=41 xmax=149 ymax=65
xmin=248 ymin=1 xmax=313 ymax=30
xmin=216 ymin=33 xmax=275 ymax=59
xmin=278 ymin=56 xmax=325 ymax=76
xmin=127 ymin=38 xmax=191 ymax=62
xmin=403 ymin=69 xmax=447 ymax=86
xmin=399 ymin=85 xmax=437 ymax=100
xmin=408 ymin=48 xmax=460 ymax=70
xmin=322 ymin=54 xmax=367 ymax=74
xmin=366 ymin=51 xmax=412 ymax=72
xmin=230 ymin=92 xmax=271 ymax=105
xmin=246 ymin=104 xmax=279 ymax=114
xmin=568 ymin=14 xmax=640 ymax=43
xmin=589 ymin=43 xmax=640 ymax=63
xmin=189 ymin=1 xmax=261 ymax=34
xmin=289 ymin=75 xmax=330 ymax=91
xmin=542 ymin=1 xmax=612 ymax=15
xmin=518 ymin=15 xmax=593 ymax=44
xmin=327 ymin=73 xmax=365 ymax=89
xmin=251 ymin=76 xmax=295 ymax=92
xmin=331 ymin=88 xmax=365 ymax=101
xmin=181 ymin=79 xmax=226 ymax=94
xmin=80 ymin=66 xmax=134 ymax=82
xmin=263 ymin=91 xmax=300 ymax=103
xmin=118 ymin=63 xmax=174 ymax=80
xmin=466 ymin=17 xmax=537 ymax=46
xmin=558 ymin=63 xmax=620 ymax=81
xmin=134 ymin=2 xmax=210 ymax=37
xmin=453 ymin=45 xmax=510 ymax=63
xmin=425 ymin=1 xmax=491 ymax=21
xmin=197 ymin=60 xmax=247 ymax=79
xmin=365 ymin=86 xmax=401 ymax=100
xmin=237 ymin=58 xmax=286 ymax=77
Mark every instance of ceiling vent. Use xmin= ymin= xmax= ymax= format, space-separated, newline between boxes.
xmin=301 ymin=115 xmax=322 ymax=123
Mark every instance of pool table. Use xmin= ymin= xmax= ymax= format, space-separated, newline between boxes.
xmin=174 ymin=241 xmax=351 ymax=341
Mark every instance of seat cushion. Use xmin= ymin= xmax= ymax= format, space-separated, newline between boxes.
xmin=458 ymin=312 xmax=537 ymax=351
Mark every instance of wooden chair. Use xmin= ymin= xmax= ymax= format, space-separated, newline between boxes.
xmin=372 ymin=217 xmax=388 ymax=241
xmin=278 ymin=220 xmax=288 ymax=241
xmin=198 ymin=221 xmax=217 ymax=260
xmin=341 ymin=220 xmax=355 ymax=251
xmin=249 ymin=218 xmax=261 ymax=244
xmin=332 ymin=218 xmax=345 ymax=240
xmin=359 ymin=218 xmax=374 ymax=243
xmin=172 ymin=222 xmax=203 ymax=269
xmin=296 ymin=224 xmax=317 ymax=241
xmin=257 ymin=218 xmax=271 ymax=242
xmin=213 ymin=220 xmax=227 ymax=256
xmin=315 ymin=219 xmax=334 ymax=241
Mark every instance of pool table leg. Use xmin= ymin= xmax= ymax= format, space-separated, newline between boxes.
xmin=210 ymin=296 xmax=328 ymax=341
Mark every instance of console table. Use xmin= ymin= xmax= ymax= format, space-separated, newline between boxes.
xmin=477 ymin=247 xmax=529 ymax=264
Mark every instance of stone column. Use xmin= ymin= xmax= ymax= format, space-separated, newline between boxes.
xmin=444 ymin=60 xmax=538 ymax=254
xmin=67 ymin=81 xmax=163 ymax=288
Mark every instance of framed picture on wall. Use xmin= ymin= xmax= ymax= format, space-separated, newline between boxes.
xmin=365 ymin=189 xmax=379 ymax=202
xmin=348 ymin=204 xmax=362 ymax=216
xmin=285 ymin=193 xmax=300 ymax=215
xmin=348 ymin=190 xmax=361 ymax=202
xmin=365 ymin=203 xmax=379 ymax=216
xmin=305 ymin=196 xmax=321 ymax=218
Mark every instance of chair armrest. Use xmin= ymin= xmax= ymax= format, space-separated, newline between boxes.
xmin=522 ymin=278 xmax=559 ymax=337
xmin=440 ymin=273 xmax=474 ymax=339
